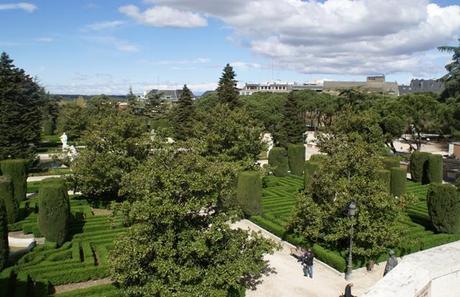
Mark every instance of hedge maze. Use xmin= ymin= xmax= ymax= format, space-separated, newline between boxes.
xmin=251 ymin=175 xmax=460 ymax=271
xmin=0 ymin=193 xmax=126 ymax=296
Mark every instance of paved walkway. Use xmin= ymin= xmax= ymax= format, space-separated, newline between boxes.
xmin=53 ymin=277 xmax=112 ymax=294
xmin=234 ymin=220 xmax=385 ymax=297
xmin=27 ymin=175 xmax=62 ymax=182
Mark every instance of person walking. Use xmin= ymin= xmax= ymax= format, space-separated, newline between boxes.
xmin=301 ymin=248 xmax=314 ymax=278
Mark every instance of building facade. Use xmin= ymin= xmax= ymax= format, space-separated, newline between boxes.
xmin=239 ymin=82 xmax=323 ymax=96
xmin=398 ymin=79 xmax=444 ymax=95
xmin=323 ymin=75 xmax=399 ymax=95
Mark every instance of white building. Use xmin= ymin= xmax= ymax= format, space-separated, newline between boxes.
xmin=239 ymin=81 xmax=323 ymax=96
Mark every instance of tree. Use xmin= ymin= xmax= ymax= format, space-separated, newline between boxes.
xmin=144 ymin=90 xmax=166 ymax=120
xmin=0 ymin=52 xmax=42 ymax=160
xmin=274 ymin=91 xmax=305 ymax=147
xmin=41 ymin=92 xmax=60 ymax=135
xmin=289 ymin=119 xmax=407 ymax=262
xmin=57 ymin=102 xmax=89 ymax=140
xmin=438 ymin=39 xmax=460 ymax=100
xmin=217 ymin=64 xmax=239 ymax=108
xmin=0 ymin=200 xmax=8 ymax=271
xmin=172 ymin=85 xmax=195 ymax=141
xmin=72 ymin=112 xmax=150 ymax=202
xmin=110 ymin=143 xmax=275 ymax=296
xmin=126 ymin=87 xmax=139 ymax=114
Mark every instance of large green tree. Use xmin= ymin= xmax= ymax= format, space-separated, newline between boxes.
xmin=0 ymin=52 xmax=42 ymax=160
xmin=110 ymin=143 xmax=275 ymax=297
xmin=57 ymin=102 xmax=89 ymax=140
xmin=217 ymin=64 xmax=239 ymax=109
xmin=274 ymin=91 xmax=305 ymax=147
xmin=172 ymin=85 xmax=195 ymax=141
xmin=438 ymin=39 xmax=460 ymax=100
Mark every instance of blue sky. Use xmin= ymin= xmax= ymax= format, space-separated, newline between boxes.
xmin=1 ymin=0 xmax=460 ymax=95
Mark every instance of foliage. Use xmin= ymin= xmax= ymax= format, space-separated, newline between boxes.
xmin=438 ymin=39 xmax=460 ymax=100
xmin=237 ymin=171 xmax=262 ymax=216
xmin=240 ymin=92 xmax=286 ymax=134
xmin=172 ymin=85 xmax=195 ymax=141
xmin=0 ymin=176 xmax=18 ymax=224
xmin=268 ymin=147 xmax=288 ymax=177
xmin=0 ymin=52 xmax=42 ymax=160
xmin=72 ymin=112 xmax=150 ymax=201
xmin=427 ymin=183 xmax=460 ymax=234
xmin=41 ymin=93 xmax=60 ymax=136
xmin=312 ymin=244 xmax=346 ymax=272
xmin=287 ymin=144 xmax=305 ymax=176
xmin=376 ymin=169 xmax=391 ymax=193
xmin=0 ymin=200 xmax=8 ymax=271
xmin=57 ymin=102 xmax=89 ymax=140
xmin=427 ymin=154 xmax=443 ymax=184
xmin=217 ymin=63 xmax=239 ymax=108
xmin=274 ymin=92 xmax=305 ymax=147
xmin=110 ymin=144 xmax=275 ymax=297
xmin=381 ymin=156 xmax=400 ymax=170
xmin=0 ymin=159 xmax=28 ymax=202
xmin=409 ymin=152 xmax=431 ymax=184
xmin=38 ymin=183 xmax=70 ymax=246
xmin=390 ymin=168 xmax=406 ymax=197
xmin=194 ymin=104 xmax=263 ymax=163
xmin=304 ymin=161 xmax=319 ymax=192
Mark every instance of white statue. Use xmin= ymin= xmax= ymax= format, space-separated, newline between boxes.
xmin=261 ymin=133 xmax=274 ymax=155
xmin=68 ymin=145 xmax=78 ymax=162
xmin=60 ymin=132 xmax=68 ymax=150
xmin=150 ymin=129 xmax=156 ymax=141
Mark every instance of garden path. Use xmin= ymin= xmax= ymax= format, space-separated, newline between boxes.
xmin=233 ymin=220 xmax=386 ymax=297
xmin=53 ymin=277 xmax=112 ymax=294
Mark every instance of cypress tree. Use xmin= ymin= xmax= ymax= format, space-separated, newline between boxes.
xmin=0 ymin=176 xmax=18 ymax=224
xmin=0 ymin=200 xmax=8 ymax=271
xmin=127 ymin=87 xmax=138 ymax=114
xmin=275 ymin=91 xmax=305 ymax=147
xmin=217 ymin=63 xmax=239 ymax=109
xmin=0 ymin=159 xmax=28 ymax=203
xmin=0 ymin=52 xmax=42 ymax=160
xmin=173 ymin=85 xmax=195 ymax=141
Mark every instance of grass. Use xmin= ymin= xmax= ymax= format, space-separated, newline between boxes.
xmin=251 ymin=175 xmax=460 ymax=270
xmin=28 ymin=167 xmax=72 ymax=177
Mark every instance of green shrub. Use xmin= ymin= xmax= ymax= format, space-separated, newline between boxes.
xmin=304 ymin=161 xmax=319 ymax=193
xmin=0 ymin=201 xmax=8 ymax=271
xmin=376 ymin=169 xmax=391 ymax=193
xmin=390 ymin=168 xmax=406 ymax=197
xmin=409 ymin=152 xmax=430 ymax=183
xmin=0 ymin=159 xmax=28 ymax=202
xmin=237 ymin=171 xmax=261 ymax=216
xmin=38 ymin=184 xmax=70 ymax=246
xmin=312 ymin=244 xmax=346 ymax=272
xmin=268 ymin=147 xmax=288 ymax=177
xmin=0 ymin=176 xmax=18 ymax=224
xmin=309 ymin=154 xmax=327 ymax=163
xmin=287 ymin=144 xmax=305 ymax=176
xmin=42 ymin=119 xmax=54 ymax=136
xmin=427 ymin=154 xmax=443 ymax=184
xmin=427 ymin=183 xmax=460 ymax=234
xmin=381 ymin=156 xmax=400 ymax=170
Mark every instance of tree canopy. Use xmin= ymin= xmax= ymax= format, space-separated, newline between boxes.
xmin=217 ymin=64 xmax=239 ymax=109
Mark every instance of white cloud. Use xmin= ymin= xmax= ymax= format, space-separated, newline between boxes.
xmin=156 ymin=57 xmax=210 ymax=65
xmin=119 ymin=4 xmax=207 ymax=28
xmin=83 ymin=20 xmax=125 ymax=31
xmin=0 ymin=2 xmax=37 ymax=12
xmin=35 ymin=37 xmax=54 ymax=43
xmin=135 ymin=0 xmax=460 ymax=76
xmin=84 ymin=36 xmax=140 ymax=53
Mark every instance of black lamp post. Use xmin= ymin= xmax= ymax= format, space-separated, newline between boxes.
xmin=345 ymin=201 xmax=357 ymax=280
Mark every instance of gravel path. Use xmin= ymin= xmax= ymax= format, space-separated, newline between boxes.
xmin=234 ymin=219 xmax=385 ymax=297
xmin=53 ymin=278 xmax=112 ymax=294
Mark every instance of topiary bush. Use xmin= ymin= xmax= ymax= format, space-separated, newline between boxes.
xmin=376 ymin=169 xmax=391 ymax=193
xmin=390 ymin=167 xmax=406 ymax=197
xmin=409 ymin=152 xmax=431 ymax=183
xmin=381 ymin=156 xmax=400 ymax=170
xmin=427 ymin=154 xmax=443 ymax=184
xmin=0 ymin=176 xmax=18 ymax=224
xmin=268 ymin=147 xmax=288 ymax=177
xmin=38 ymin=183 xmax=70 ymax=246
xmin=0 ymin=159 xmax=28 ymax=202
xmin=0 ymin=200 xmax=8 ymax=271
xmin=287 ymin=144 xmax=305 ymax=176
xmin=427 ymin=183 xmax=460 ymax=234
xmin=304 ymin=161 xmax=319 ymax=193
xmin=237 ymin=171 xmax=262 ymax=216
xmin=312 ymin=244 xmax=346 ymax=272
xmin=309 ymin=154 xmax=327 ymax=163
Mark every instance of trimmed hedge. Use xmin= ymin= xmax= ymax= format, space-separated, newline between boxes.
xmin=287 ymin=144 xmax=305 ymax=176
xmin=409 ymin=152 xmax=431 ymax=184
xmin=0 ymin=201 xmax=8 ymax=271
xmin=376 ymin=169 xmax=391 ymax=193
xmin=55 ymin=284 xmax=122 ymax=297
xmin=0 ymin=159 xmax=28 ymax=202
xmin=427 ymin=183 xmax=460 ymax=234
xmin=312 ymin=244 xmax=346 ymax=272
xmin=390 ymin=167 xmax=406 ymax=197
xmin=237 ymin=171 xmax=262 ymax=216
xmin=381 ymin=156 xmax=400 ymax=170
xmin=268 ymin=147 xmax=288 ymax=177
xmin=304 ymin=161 xmax=319 ymax=193
xmin=427 ymin=154 xmax=443 ymax=184
xmin=309 ymin=154 xmax=327 ymax=163
xmin=38 ymin=184 xmax=71 ymax=246
xmin=0 ymin=176 xmax=18 ymax=224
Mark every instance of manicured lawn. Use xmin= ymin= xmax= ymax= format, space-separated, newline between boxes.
xmin=251 ymin=175 xmax=460 ymax=269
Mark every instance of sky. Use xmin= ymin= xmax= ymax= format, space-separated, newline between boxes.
xmin=1 ymin=0 xmax=460 ymax=95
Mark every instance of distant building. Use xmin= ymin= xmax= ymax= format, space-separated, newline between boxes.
xmin=142 ymin=89 xmax=195 ymax=102
xmin=398 ymin=79 xmax=444 ymax=95
xmin=323 ymin=75 xmax=399 ymax=96
xmin=239 ymin=81 xmax=323 ymax=96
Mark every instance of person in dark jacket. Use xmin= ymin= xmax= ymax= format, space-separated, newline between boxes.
xmin=301 ymin=248 xmax=314 ymax=278
xmin=344 ymin=283 xmax=353 ymax=297
xmin=383 ymin=249 xmax=398 ymax=276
